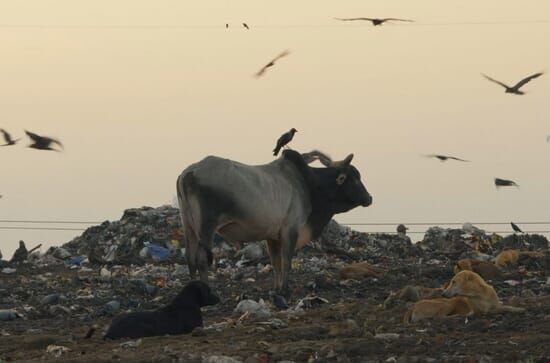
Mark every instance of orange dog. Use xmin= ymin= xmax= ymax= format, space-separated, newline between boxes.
xmin=339 ymin=261 xmax=386 ymax=280
xmin=494 ymin=249 xmax=544 ymax=268
xmin=403 ymin=297 xmax=473 ymax=324
xmin=454 ymin=259 xmax=501 ymax=280
xmin=442 ymin=270 xmax=524 ymax=314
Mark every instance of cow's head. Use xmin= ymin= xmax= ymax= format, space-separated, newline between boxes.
xmin=331 ymin=153 xmax=373 ymax=212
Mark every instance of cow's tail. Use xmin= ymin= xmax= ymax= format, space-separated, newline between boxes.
xmin=176 ymin=172 xmax=213 ymax=266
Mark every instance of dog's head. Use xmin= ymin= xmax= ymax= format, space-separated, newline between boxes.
xmin=172 ymin=281 xmax=220 ymax=308
xmin=442 ymin=270 xmax=483 ymax=298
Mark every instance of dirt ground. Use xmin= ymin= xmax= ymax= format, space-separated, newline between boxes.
xmin=1 ymin=246 xmax=550 ymax=363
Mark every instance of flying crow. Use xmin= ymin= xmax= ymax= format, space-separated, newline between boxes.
xmin=255 ymin=50 xmax=290 ymax=78
xmin=242 ymin=23 xmax=249 ymax=30
xmin=273 ymin=128 xmax=297 ymax=156
xmin=425 ymin=154 xmax=470 ymax=162
xmin=25 ymin=130 xmax=63 ymax=151
xmin=511 ymin=222 xmax=523 ymax=234
xmin=334 ymin=17 xmax=414 ymax=26
xmin=1 ymin=129 xmax=19 ymax=146
xmin=494 ymin=178 xmax=519 ymax=189
xmin=482 ymin=72 xmax=544 ymax=95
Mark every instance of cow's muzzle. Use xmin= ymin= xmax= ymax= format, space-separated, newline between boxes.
xmin=362 ymin=194 xmax=373 ymax=207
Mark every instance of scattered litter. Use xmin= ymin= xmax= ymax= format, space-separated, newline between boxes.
xmin=295 ymin=296 xmax=329 ymax=310
xmin=234 ymin=299 xmax=271 ymax=319
xmin=46 ymin=345 xmax=70 ymax=357
xmin=0 ymin=310 xmax=20 ymax=321
xmin=120 ymin=339 xmax=142 ymax=349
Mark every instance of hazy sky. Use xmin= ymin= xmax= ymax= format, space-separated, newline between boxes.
xmin=1 ymin=1 xmax=549 ymax=257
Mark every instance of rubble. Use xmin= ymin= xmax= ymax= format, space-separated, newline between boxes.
xmin=234 ymin=299 xmax=271 ymax=319
xmin=60 ymin=205 xmax=182 ymax=265
xmin=0 ymin=205 xmax=548 ymax=362
xmin=0 ymin=309 xmax=20 ymax=321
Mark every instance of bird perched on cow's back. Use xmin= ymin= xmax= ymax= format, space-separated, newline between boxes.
xmin=494 ymin=178 xmax=519 ymax=189
xmin=25 ymin=130 xmax=63 ymax=151
xmin=273 ymin=128 xmax=297 ymax=156
xmin=511 ymin=222 xmax=523 ymax=234
xmin=1 ymin=129 xmax=19 ymax=146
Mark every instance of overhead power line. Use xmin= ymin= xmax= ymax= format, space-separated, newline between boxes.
xmin=1 ymin=219 xmax=549 ymax=225
xmin=0 ymin=20 xmax=548 ymax=30
xmin=0 ymin=220 xmax=102 ymax=224
xmin=0 ymin=226 xmax=85 ymax=231
xmin=0 ymin=226 xmax=549 ymax=234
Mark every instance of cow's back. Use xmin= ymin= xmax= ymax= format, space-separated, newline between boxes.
xmin=178 ymin=156 xmax=311 ymax=241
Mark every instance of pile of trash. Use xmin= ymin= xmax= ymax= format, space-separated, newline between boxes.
xmin=59 ymin=206 xmax=183 ymax=265
xmin=1 ymin=206 xmax=550 ymax=362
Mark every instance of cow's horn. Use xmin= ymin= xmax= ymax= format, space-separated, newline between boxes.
xmin=342 ymin=154 xmax=354 ymax=167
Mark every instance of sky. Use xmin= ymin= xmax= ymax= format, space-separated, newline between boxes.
xmin=1 ymin=0 xmax=549 ymax=257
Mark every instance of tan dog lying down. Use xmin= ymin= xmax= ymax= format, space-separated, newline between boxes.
xmin=404 ymin=297 xmax=473 ymax=324
xmin=454 ymin=259 xmax=501 ymax=280
xmin=339 ymin=261 xmax=386 ymax=280
xmin=494 ymin=249 xmax=545 ymax=268
xmin=442 ymin=270 xmax=524 ymax=314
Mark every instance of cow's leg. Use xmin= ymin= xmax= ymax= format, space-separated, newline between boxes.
xmin=197 ymin=222 xmax=215 ymax=284
xmin=279 ymin=229 xmax=298 ymax=296
xmin=185 ymin=235 xmax=198 ymax=280
xmin=266 ymin=240 xmax=283 ymax=291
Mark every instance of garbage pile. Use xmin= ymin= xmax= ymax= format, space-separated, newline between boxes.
xmin=59 ymin=206 xmax=183 ymax=265
xmin=1 ymin=206 xmax=550 ymax=362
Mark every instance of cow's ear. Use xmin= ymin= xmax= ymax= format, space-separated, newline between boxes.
xmin=336 ymin=173 xmax=347 ymax=185
xmin=342 ymin=154 xmax=354 ymax=167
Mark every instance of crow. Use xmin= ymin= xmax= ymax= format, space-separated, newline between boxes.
xmin=242 ymin=23 xmax=249 ymax=30
xmin=25 ymin=130 xmax=63 ymax=151
xmin=425 ymin=154 xmax=470 ymax=162
xmin=334 ymin=17 xmax=414 ymax=26
xmin=273 ymin=128 xmax=297 ymax=156
xmin=482 ymin=72 xmax=544 ymax=95
xmin=255 ymin=50 xmax=290 ymax=78
xmin=511 ymin=222 xmax=523 ymax=234
xmin=494 ymin=178 xmax=519 ymax=188
xmin=396 ymin=224 xmax=408 ymax=235
xmin=1 ymin=129 xmax=19 ymax=146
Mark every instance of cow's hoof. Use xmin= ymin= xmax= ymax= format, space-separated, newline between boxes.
xmin=276 ymin=287 xmax=292 ymax=299
xmin=272 ymin=294 xmax=289 ymax=310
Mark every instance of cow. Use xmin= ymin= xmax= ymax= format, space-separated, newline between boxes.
xmin=176 ymin=149 xmax=372 ymax=294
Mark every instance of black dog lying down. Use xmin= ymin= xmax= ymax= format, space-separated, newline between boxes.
xmin=104 ymin=280 xmax=220 ymax=340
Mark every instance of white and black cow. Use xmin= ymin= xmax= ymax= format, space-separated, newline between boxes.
xmin=176 ymin=149 xmax=372 ymax=294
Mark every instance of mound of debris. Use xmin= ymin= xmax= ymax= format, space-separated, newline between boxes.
xmin=59 ymin=206 xmax=183 ymax=265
